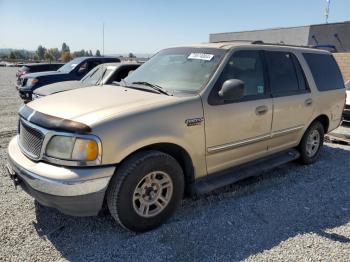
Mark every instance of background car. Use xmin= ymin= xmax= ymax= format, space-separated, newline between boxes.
xmin=16 ymin=63 xmax=64 ymax=81
xmin=32 ymin=62 xmax=140 ymax=99
xmin=343 ymin=80 xmax=350 ymax=123
xmin=16 ymin=56 xmax=120 ymax=101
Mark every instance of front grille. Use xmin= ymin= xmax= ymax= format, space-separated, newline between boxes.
xmin=19 ymin=120 xmax=44 ymax=159
xmin=18 ymin=78 xmax=27 ymax=87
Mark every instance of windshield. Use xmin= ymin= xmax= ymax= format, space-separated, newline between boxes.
xmin=81 ymin=65 xmax=114 ymax=86
xmin=58 ymin=58 xmax=84 ymax=73
xmin=124 ymin=47 xmax=226 ymax=92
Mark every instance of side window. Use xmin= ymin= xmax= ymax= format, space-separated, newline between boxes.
xmin=88 ymin=61 xmax=101 ymax=71
xmin=265 ymin=51 xmax=300 ymax=95
xmin=292 ymin=55 xmax=308 ymax=91
xmin=215 ymin=50 xmax=266 ymax=99
xmin=303 ymin=53 xmax=344 ymax=91
xmin=77 ymin=62 xmax=88 ymax=75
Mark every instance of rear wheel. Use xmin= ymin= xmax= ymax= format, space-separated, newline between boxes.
xmin=298 ymin=121 xmax=324 ymax=164
xmin=106 ymin=150 xmax=184 ymax=232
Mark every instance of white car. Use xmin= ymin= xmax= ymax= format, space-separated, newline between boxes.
xmin=343 ymin=80 xmax=350 ymax=122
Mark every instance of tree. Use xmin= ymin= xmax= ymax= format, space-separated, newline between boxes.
xmin=61 ymin=42 xmax=70 ymax=53
xmin=37 ymin=45 xmax=46 ymax=60
xmin=89 ymin=50 xmax=93 ymax=56
xmin=9 ymin=51 xmax=16 ymax=59
xmin=60 ymin=51 xmax=72 ymax=62
xmin=95 ymin=50 xmax=101 ymax=57
xmin=128 ymin=52 xmax=136 ymax=58
xmin=33 ymin=54 xmax=39 ymax=61
xmin=44 ymin=50 xmax=54 ymax=62
xmin=50 ymin=48 xmax=60 ymax=61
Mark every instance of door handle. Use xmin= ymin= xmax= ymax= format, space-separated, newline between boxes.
xmin=305 ymin=98 xmax=313 ymax=106
xmin=255 ymin=105 xmax=268 ymax=115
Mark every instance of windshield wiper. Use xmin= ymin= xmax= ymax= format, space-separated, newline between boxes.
xmin=132 ymin=81 xmax=172 ymax=96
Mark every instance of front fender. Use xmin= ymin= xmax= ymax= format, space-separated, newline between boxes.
xmin=92 ymin=96 xmax=207 ymax=179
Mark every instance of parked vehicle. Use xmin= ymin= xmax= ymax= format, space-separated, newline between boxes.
xmin=32 ymin=62 xmax=140 ymax=99
xmin=16 ymin=56 xmax=120 ymax=101
xmin=6 ymin=42 xmax=345 ymax=232
xmin=16 ymin=63 xmax=64 ymax=81
xmin=343 ymin=80 xmax=350 ymax=123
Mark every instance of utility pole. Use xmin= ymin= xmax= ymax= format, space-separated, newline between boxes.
xmin=102 ymin=22 xmax=105 ymax=56
xmin=325 ymin=0 xmax=331 ymax=24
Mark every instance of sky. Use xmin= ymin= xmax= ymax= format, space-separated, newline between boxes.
xmin=0 ymin=0 xmax=349 ymax=55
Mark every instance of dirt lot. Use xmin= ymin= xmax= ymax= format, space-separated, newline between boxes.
xmin=0 ymin=67 xmax=350 ymax=261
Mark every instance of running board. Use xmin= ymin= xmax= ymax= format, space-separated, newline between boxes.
xmin=194 ymin=149 xmax=300 ymax=195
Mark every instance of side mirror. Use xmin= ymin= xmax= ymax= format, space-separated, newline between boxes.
xmin=218 ymin=79 xmax=245 ymax=101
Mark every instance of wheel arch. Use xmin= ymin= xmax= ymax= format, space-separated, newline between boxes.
xmin=115 ymin=142 xmax=196 ymax=196
xmin=312 ymin=114 xmax=329 ymax=133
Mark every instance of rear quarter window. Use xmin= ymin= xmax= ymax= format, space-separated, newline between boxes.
xmin=303 ymin=53 xmax=344 ymax=91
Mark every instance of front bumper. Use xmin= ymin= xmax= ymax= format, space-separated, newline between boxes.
xmin=6 ymin=137 xmax=116 ymax=216
xmin=18 ymin=89 xmax=32 ymax=102
xmin=343 ymin=106 xmax=350 ymax=123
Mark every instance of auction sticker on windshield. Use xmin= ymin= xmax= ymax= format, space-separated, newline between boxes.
xmin=188 ymin=53 xmax=214 ymax=61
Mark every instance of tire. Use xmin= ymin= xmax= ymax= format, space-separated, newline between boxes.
xmin=298 ymin=121 xmax=324 ymax=165
xmin=106 ymin=150 xmax=184 ymax=232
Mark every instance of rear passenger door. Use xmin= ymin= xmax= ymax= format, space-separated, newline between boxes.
xmin=266 ymin=51 xmax=313 ymax=152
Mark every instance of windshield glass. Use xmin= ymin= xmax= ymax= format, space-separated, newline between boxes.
xmin=81 ymin=65 xmax=114 ymax=86
xmin=58 ymin=58 xmax=84 ymax=73
xmin=124 ymin=47 xmax=226 ymax=92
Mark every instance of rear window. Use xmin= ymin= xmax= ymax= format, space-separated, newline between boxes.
xmin=303 ymin=53 xmax=344 ymax=91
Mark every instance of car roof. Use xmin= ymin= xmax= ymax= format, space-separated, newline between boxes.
xmin=174 ymin=41 xmax=330 ymax=54
xmin=96 ymin=61 xmax=141 ymax=67
xmin=23 ymin=63 xmax=63 ymax=67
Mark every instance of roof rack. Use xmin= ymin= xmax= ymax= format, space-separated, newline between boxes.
xmin=210 ymin=39 xmax=257 ymax=43
xmin=211 ymin=39 xmax=318 ymax=49
xmin=251 ymin=41 xmax=314 ymax=49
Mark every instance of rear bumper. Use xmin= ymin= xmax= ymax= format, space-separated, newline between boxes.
xmin=6 ymin=137 xmax=116 ymax=216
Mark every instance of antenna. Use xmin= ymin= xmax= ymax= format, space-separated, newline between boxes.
xmin=102 ymin=22 xmax=105 ymax=56
xmin=325 ymin=0 xmax=331 ymax=24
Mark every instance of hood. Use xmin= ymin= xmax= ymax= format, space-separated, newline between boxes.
xmin=33 ymin=81 xmax=82 ymax=96
xmin=23 ymin=70 xmax=66 ymax=79
xmin=28 ymin=85 xmax=177 ymax=126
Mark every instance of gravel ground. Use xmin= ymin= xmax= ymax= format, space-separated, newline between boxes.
xmin=0 ymin=67 xmax=350 ymax=262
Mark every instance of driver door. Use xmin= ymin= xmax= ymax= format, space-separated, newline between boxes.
xmin=203 ymin=50 xmax=273 ymax=174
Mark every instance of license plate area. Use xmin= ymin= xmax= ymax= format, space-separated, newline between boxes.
xmin=6 ymin=163 xmax=20 ymax=189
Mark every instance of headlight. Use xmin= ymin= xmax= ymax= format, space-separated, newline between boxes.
xmin=26 ymin=78 xmax=38 ymax=87
xmin=46 ymin=135 xmax=100 ymax=163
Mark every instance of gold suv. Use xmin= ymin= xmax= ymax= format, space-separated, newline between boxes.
xmin=6 ymin=42 xmax=346 ymax=232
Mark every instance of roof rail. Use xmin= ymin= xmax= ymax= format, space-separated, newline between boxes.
xmin=210 ymin=39 xmax=258 ymax=43
xmin=210 ymin=39 xmax=322 ymax=50
xmin=251 ymin=41 xmax=315 ymax=49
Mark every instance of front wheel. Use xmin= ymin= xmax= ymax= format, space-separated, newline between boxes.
xmin=298 ymin=121 xmax=324 ymax=164
xmin=106 ymin=150 xmax=184 ymax=232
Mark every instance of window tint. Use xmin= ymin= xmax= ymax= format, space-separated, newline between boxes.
xmin=215 ymin=50 xmax=266 ymax=98
xmin=266 ymin=51 xmax=299 ymax=95
xmin=303 ymin=53 xmax=344 ymax=91
xmin=88 ymin=61 xmax=101 ymax=71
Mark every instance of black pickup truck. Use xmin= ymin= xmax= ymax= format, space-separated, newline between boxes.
xmin=16 ymin=56 xmax=120 ymax=101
